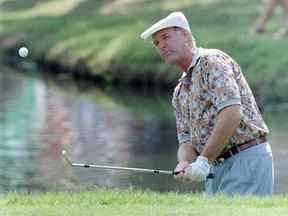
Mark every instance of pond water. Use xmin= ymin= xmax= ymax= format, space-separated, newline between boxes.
xmin=0 ymin=65 xmax=287 ymax=195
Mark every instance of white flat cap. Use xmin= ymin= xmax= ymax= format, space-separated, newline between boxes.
xmin=140 ymin=11 xmax=191 ymax=41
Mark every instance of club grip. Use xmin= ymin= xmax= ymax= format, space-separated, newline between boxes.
xmin=172 ymin=170 xmax=184 ymax=175
xmin=173 ymin=170 xmax=214 ymax=179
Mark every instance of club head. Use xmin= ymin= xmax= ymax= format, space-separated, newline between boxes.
xmin=61 ymin=150 xmax=73 ymax=166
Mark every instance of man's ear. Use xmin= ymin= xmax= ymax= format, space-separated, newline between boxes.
xmin=180 ymin=30 xmax=190 ymax=44
xmin=182 ymin=29 xmax=190 ymax=38
xmin=177 ymin=29 xmax=188 ymax=39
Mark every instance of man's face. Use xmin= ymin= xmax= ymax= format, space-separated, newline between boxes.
xmin=152 ymin=27 xmax=187 ymax=64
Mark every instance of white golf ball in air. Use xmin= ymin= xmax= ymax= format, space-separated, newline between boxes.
xmin=18 ymin=47 xmax=29 ymax=58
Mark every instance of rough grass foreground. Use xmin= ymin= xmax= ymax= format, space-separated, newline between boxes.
xmin=0 ymin=189 xmax=288 ymax=216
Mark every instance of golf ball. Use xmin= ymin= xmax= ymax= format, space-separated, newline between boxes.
xmin=18 ymin=47 xmax=29 ymax=58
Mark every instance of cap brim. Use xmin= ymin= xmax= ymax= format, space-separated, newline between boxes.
xmin=140 ymin=21 xmax=173 ymax=41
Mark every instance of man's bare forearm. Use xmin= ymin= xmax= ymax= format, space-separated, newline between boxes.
xmin=177 ymin=142 xmax=198 ymax=163
xmin=201 ymin=105 xmax=241 ymax=163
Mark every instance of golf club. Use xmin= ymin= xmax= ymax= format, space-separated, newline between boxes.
xmin=62 ymin=150 xmax=214 ymax=178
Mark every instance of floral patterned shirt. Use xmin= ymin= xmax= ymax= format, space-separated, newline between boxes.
xmin=172 ymin=48 xmax=269 ymax=154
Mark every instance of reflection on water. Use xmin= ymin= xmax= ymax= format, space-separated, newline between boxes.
xmin=0 ymin=65 xmax=288 ymax=195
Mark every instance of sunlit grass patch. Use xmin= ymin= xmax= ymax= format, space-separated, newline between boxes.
xmin=159 ymin=0 xmax=222 ymax=10
xmin=0 ymin=0 xmax=85 ymax=20
xmin=98 ymin=0 xmax=223 ymax=15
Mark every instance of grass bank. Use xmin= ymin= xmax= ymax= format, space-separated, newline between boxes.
xmin=0 ymin=0 xmax=288 ymax=102
xmin=1 ymin=189 xmax=288 ymax=216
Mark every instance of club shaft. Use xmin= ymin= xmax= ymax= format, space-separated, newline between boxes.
xmin=70 ymin=163 xmax=214 ymax=178
xmin=62 ymin=150 xmax=214 ymax=178
xmin=71 ymin=163 xmax=173 ymax=175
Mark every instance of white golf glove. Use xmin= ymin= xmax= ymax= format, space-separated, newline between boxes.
xmin=185 ymin=156 xmax=211 ymax=182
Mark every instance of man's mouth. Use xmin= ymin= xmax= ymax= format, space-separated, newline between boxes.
xmin=162 ymin=51 xmax=172 ymax=57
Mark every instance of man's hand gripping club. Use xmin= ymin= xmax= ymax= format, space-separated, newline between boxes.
xmin=174 ymin=156 xmax=211 ymax=182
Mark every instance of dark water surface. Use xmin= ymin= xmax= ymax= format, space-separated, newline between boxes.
xmin=0 ymin=65 xmax=287 ymax=194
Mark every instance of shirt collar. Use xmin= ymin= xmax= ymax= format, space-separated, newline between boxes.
xmin=178 ymin=48 xmax=201 ymax=82
xmin=187 ymin=47 xmax=201 ymax=73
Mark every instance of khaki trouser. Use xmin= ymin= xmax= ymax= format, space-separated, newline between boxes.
xmin=206 ymin=142 xmax=274 ymax=196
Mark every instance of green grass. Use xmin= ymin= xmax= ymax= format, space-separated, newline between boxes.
xmin=0 ymin=189 xmax=288 ymax=215
xmin=1 ymin=0 xmax=288 ymax=102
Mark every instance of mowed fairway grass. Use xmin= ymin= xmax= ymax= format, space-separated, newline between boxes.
xmin=0 ymin=0 xmax=288 ymax=101
xmin=0 ymin=189 xmax=288 ymax=216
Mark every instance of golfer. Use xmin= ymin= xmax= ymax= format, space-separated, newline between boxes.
xmin=140 ymin=12 xmax=274 ymax=196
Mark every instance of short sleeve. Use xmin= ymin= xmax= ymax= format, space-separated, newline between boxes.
xmin=204 ymin=55 xmax=241 ymax=112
